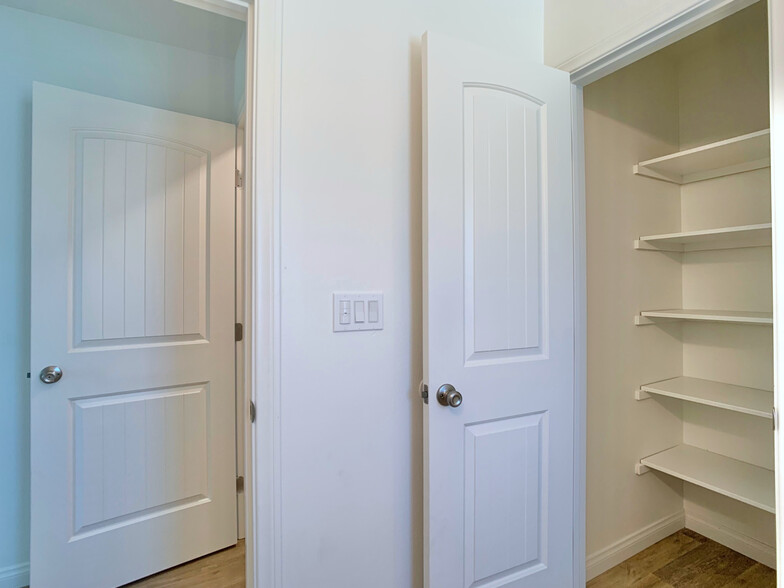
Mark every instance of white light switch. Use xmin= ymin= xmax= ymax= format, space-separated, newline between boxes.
xmin=354 ymin=301 xmax=365 ymax=322
xmin=367 ymin=300 xmax=379 ymax=323
xmin=333 ymin=292 xmax=383 ymax=332
xmin=339 ymin=300 xmax=351 ymax=324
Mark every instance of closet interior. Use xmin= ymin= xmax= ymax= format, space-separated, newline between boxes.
xmin=583 ymin=1 xmax=775 ymax=579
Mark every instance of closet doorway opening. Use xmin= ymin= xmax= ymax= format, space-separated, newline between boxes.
xmin=578 ymin=2 xmax=776 ymax=584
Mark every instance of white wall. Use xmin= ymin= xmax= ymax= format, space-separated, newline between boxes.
xmin=544 ymin=0 xmax=757 ymax=72
xmin=0 ymin=6 xmax=238 ymax=585
xmin=277 ymin=1 xmax=542 ymax=586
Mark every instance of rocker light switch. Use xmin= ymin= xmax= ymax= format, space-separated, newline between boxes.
xmin=354 ymin=301 xmax=365 ymax=322
xmin=367 ymin=300 xmax=379 ymax=323
xmin=333 ymin=292 xmax=383 ymax=332
xmin=339 ymin=300 xmax=351 ymax=324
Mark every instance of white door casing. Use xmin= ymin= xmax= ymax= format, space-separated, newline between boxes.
xmin=30 ymin=83 xmax=237 ymax=587
xmin=771 ymin=0 xmax=784 ymax=580
xmin=423 ymin=33 xmax=574 ymax=588
xmin=236 ymin=122 xmax=247 ymax=540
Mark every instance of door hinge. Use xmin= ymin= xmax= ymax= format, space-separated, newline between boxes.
xmin=420 ymin=381 xmax=429 ymax=404
xmin=235 ymin=169 xmax=243 ymax=188
xmin=236 ymin=476 xmax=244 ymax=493
xmin=235 ymin=322 xmax=243 ymax=342
xmin=250 ymin=400 xmax=256 ymax=423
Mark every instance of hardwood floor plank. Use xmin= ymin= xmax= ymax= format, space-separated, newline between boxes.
xmin=588 ymin=531 xmax=700 ymax=587
xmin=124 ymin=539 xmax=245 ymax=587
xmin=634 ymin=574 xmax=674 ymax=588
xmin=589 ymin=530 xmax=776 ymax=588
xmin=723 ymin=563 xmax=777 ymax=587
xmin=678 ymin=529 xmax=708 ymax=544
xmin=652 ymin=540 xmax=756 ymax=587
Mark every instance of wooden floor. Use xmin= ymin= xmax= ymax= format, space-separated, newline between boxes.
xmin=124 ymin=539 xmax=245 ymax=588
xmin=588 ymin=530 xmax=775 ymax=587
xmin=108 ymin=530 xmax=777 ymax=588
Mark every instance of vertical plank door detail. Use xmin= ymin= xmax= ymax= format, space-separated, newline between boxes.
xmin=464 ymin=86 xmax=544 ymax=364
xmin=74 ymin=132 xmax=208 ymax=346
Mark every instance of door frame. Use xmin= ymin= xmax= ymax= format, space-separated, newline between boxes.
xmin=245 ymin=1 xmax=284 ymax=588
xmin=769 ymin=0 xmax=784 ymax=579
xmin=567 ymin=0 xmax=780 ymax=584
xmin=194 ymin=1 xmax=284 ymax=587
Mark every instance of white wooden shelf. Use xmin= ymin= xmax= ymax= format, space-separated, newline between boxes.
xmin=635 ymin=309 xmax=773 ymax=326
xmin=633 ymin=129 xmax=770 ymax=184
xmin=639 ymin=444 xmax=775 ymax=514
xmin=635 ymin=223 xmax=771 ymax=252
xmin=637 ymin=376 xmax=773 ymax=419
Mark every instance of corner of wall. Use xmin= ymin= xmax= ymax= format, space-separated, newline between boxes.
xmin=586 ymin=511 xmax=685 ymax=580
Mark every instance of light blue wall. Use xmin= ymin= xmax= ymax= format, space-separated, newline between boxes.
xmin=0 ymin=5 xmax=238 ymax=580
xmin=234 ymin=30 xmax=247 ymax=120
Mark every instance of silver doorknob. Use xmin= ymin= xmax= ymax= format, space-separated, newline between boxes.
xmin=437 ymin=384 xmax=463 ymax=408
xmin=39 ymin=366 xmax=62 ymax=384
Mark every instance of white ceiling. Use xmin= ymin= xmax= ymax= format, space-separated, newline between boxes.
xmin=0 ymin=0 xmax=245 ymax=58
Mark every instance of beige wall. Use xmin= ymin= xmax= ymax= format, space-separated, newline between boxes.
xmin=671 ymin=1 xmax=769 ymax=149
xmin=584 ymin=50 xmax=685 ymax=560
xmin=674 ymin=0 xmax=774 ymax=556
xmin=544 ymin=0 xmax=758 ymax=72
xmin=584 ymin=1 xmax=773 ymax=573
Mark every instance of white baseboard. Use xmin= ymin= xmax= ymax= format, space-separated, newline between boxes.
xmin=0 ymin=563 xmax=29 ymax=588
xmin=685 ymin=513 xmax=776 ymax=569
xmin=586 ymin=511 xmax=685 ymax=581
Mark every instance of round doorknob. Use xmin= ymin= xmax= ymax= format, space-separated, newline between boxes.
xmin=437 ymin=384 xmax=463 ymax=408
xmin=39 ymin=366 xmax=62 ymax=384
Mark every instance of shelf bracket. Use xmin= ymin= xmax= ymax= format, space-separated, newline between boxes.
xmin=635 ymin=315 xmax=655 ymax=326
xmin=632 ymin=164 xmax=681 ymax=184
xmin=634 ymin=315 xmax=679 ymax=326
xmin=635 ymin=389 xmax=651 ymax=401
xmin=635 ymin=463 xmax=650 ymax=476
xmin=634 ymin=240 xmax=684 ymax=253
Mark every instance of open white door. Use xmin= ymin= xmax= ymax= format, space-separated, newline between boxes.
xmin=30 ymin=83 xmax=237 ymax=587
xmin=422 ymin=33 xmax=575 ymax=587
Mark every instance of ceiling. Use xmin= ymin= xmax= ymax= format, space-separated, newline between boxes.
xmin=0 ymin=0 xmax=245 ymax=58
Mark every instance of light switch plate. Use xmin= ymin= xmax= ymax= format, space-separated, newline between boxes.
xmin=333 ymin=292 xmax=383 ymax=332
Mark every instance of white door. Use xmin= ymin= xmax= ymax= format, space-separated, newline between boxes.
xmin=422 ymin=33 xmax=575 ymax=588
xmin=30 ymin=83 xmax=237 ymax=588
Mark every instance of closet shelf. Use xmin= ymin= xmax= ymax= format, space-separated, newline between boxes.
xmin=639 ymin=444 xmax=774 ymax=514
xmin=635 ymin=309 xmax=773 ymax=326
xmin=633 ymin=129 xmax=770 ymax=184
xmin=634 ymin=223 xmax=771 ymax=252
xmin=638 ymin=376 xmax=773 ymax=419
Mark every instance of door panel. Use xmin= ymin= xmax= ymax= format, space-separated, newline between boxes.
xmin=31 ymin=83 xmax=236 ymax=588
xmin=74 ymin=133 xmax=208 ymax=346
xmin=464 ymin=413 xmax=546 ymax=585
xmin=464 ymin=85 xmax=543 ymax=362
xmin=423 ymin=33 xmax=574 ymax=588
xmin=72 ymin=384 xmax=209 ymax=533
